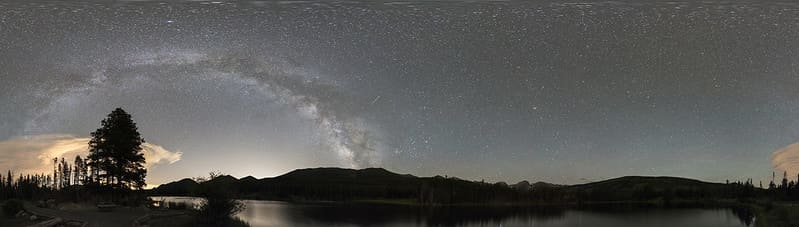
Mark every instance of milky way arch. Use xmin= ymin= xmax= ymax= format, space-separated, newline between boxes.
xmin=24 ymin=50 xmax=383 ymax=168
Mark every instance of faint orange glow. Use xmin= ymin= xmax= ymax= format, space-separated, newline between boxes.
xmin=773 ymin=143 xmax=799 ymax=177
xmin=0 ymin=134 xmax=181 ymax=176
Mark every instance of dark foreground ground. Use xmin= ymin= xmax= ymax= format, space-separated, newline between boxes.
xmin=0 ymin=201 xmax=187 ymax=227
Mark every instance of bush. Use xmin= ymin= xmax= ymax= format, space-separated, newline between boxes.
xmin=194 ymin=191 xmax=245 ymax=226
xmin=2 ymin=199 xmax=24 ymax=216
xmin=226 ymin=217 xmax=250 ymax=227
xmin=192 ymin=172 xmax=247 ymax=227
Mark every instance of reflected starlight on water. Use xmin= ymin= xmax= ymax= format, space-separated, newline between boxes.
xmin=152 ymin=196 xmax=752 ymax=227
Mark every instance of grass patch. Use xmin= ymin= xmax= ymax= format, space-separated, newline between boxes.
xmin=146 ymin=213 xmax=249 ymax=227
xmin=0 ymin=213 xmax=33 ymax=227
xmin=0 ymin=200 xmax=44 ymax=227
xmin=2 ymin=199 xmax=23 ymax=216
xmin=146 ymin=214 xmax=194 ymax=227
xmin=747 ymin=201 xmax=799 ymax=227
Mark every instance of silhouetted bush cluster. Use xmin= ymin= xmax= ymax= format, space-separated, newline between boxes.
xmin=2 ymin=199 xmax=23 ymax=216
xmin=192 ymin=172 xmax=247 ymax=227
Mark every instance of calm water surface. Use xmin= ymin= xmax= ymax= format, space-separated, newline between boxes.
xmin=150 ymin=196 xmax=752 ymax=227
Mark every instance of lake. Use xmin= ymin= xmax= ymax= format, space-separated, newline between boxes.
xmin=150 ymin=196 xmax=753 ymax=227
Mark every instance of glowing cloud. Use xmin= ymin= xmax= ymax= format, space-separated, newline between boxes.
xmin=772 ymin=143 xmax=799 ymax=177
xmin=0 ymin=134 xmax=182 ymax=175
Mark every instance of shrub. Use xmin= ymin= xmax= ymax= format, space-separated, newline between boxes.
xmin=2 ymin=199 xmax=24 ymax=216
xmin=192 ymin=172 xmax=247 ymax=227
xmin=194 ymin=191 xmax=245 ymax=226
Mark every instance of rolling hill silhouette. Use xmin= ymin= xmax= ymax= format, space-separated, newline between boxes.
xmin=151 ymin=168 xmax=750 ymax=204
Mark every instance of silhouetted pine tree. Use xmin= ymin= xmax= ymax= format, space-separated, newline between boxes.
xmin=0 ymin=172 xmax=3 ymax=199
xmin=60 ymin=158 xmax=71 ymax=188
xmin=783 ymin=171 xmax=790 ymax=195
xmin=87 ymin=108 xmax=147 ymax=190
xmin=73 ymin=156 xmax=82 ymax=185
xmin=770 ymin=171 xmax=776 ymax=190
xmin=53 ymin=158 xmax=58 ymax=190
xmin=6 ymin=171 xmax=12 ymax=194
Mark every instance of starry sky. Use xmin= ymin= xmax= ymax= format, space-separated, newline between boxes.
xmin=2 ymin=1 xmax=799 ymax=187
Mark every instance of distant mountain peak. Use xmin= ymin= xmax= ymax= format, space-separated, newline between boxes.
xmin=277 ymin=167 xmax=404 ymax=179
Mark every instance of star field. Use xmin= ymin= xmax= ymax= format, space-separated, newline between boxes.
xmin=2 ymin=1 xmax=799 ymax=185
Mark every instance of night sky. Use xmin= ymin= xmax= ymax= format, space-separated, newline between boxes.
xmin=2 ymin=1 xmax=799 ymax=187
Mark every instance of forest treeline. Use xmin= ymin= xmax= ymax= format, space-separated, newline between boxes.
xmin=0 ymin=155 xmax=90 ymax=201
xmin=147 ymin=167 xmax=799 ymax=205
xmin=3 ymin=164 xmax=799 ymax=205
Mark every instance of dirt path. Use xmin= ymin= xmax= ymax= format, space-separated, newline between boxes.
xmin=24 ymin=203 xmax=149 ymax=227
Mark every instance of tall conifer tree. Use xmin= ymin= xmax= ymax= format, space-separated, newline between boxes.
xmin=87 ymin=108 xmax=147 ymax=190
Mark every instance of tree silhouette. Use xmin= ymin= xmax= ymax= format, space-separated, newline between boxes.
xmin=193 ymin=172 xmax=246 ymax=226
xmin=87 ymin=108 xmax=147 ymax=190
xmin=783 ymin=171 xmax=789 ymax=192
xmin=60 ymin=158 xmax=70 ymax=189
xmin=770 ymin=171 xmax=777 ymax=190
xmin=53 ymin=157 xmax=58 ymax=190
xmin=74 ymin=155 xmax=83 ymax=185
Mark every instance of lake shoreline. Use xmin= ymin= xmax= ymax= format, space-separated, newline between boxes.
xmin=148 ymin=196 xmax=759 ymax=227
xmin=149 ymin=194 xmax=757 ymax=208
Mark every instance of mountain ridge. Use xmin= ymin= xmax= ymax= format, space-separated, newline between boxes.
xmin=154 ymin=167 xmax=727 ymax=190
xmin=150 ymin=167 xmax=747 ymax=204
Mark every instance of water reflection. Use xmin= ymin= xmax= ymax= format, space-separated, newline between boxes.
xmin=151 ymin=197 xmax=752 ymax=227
xmin=730 ymin=206 xmax=755 ymax=226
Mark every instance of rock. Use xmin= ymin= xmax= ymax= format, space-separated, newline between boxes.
xmin=29 ymin=214 xmax=37 ymax=221
xmin=65 ymin=220 xmax=85 ymax=227
xmin=28 ymin=218 xmax=63 ymax=227
xmin=29 ymin=217 xmax=62 ymax=227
